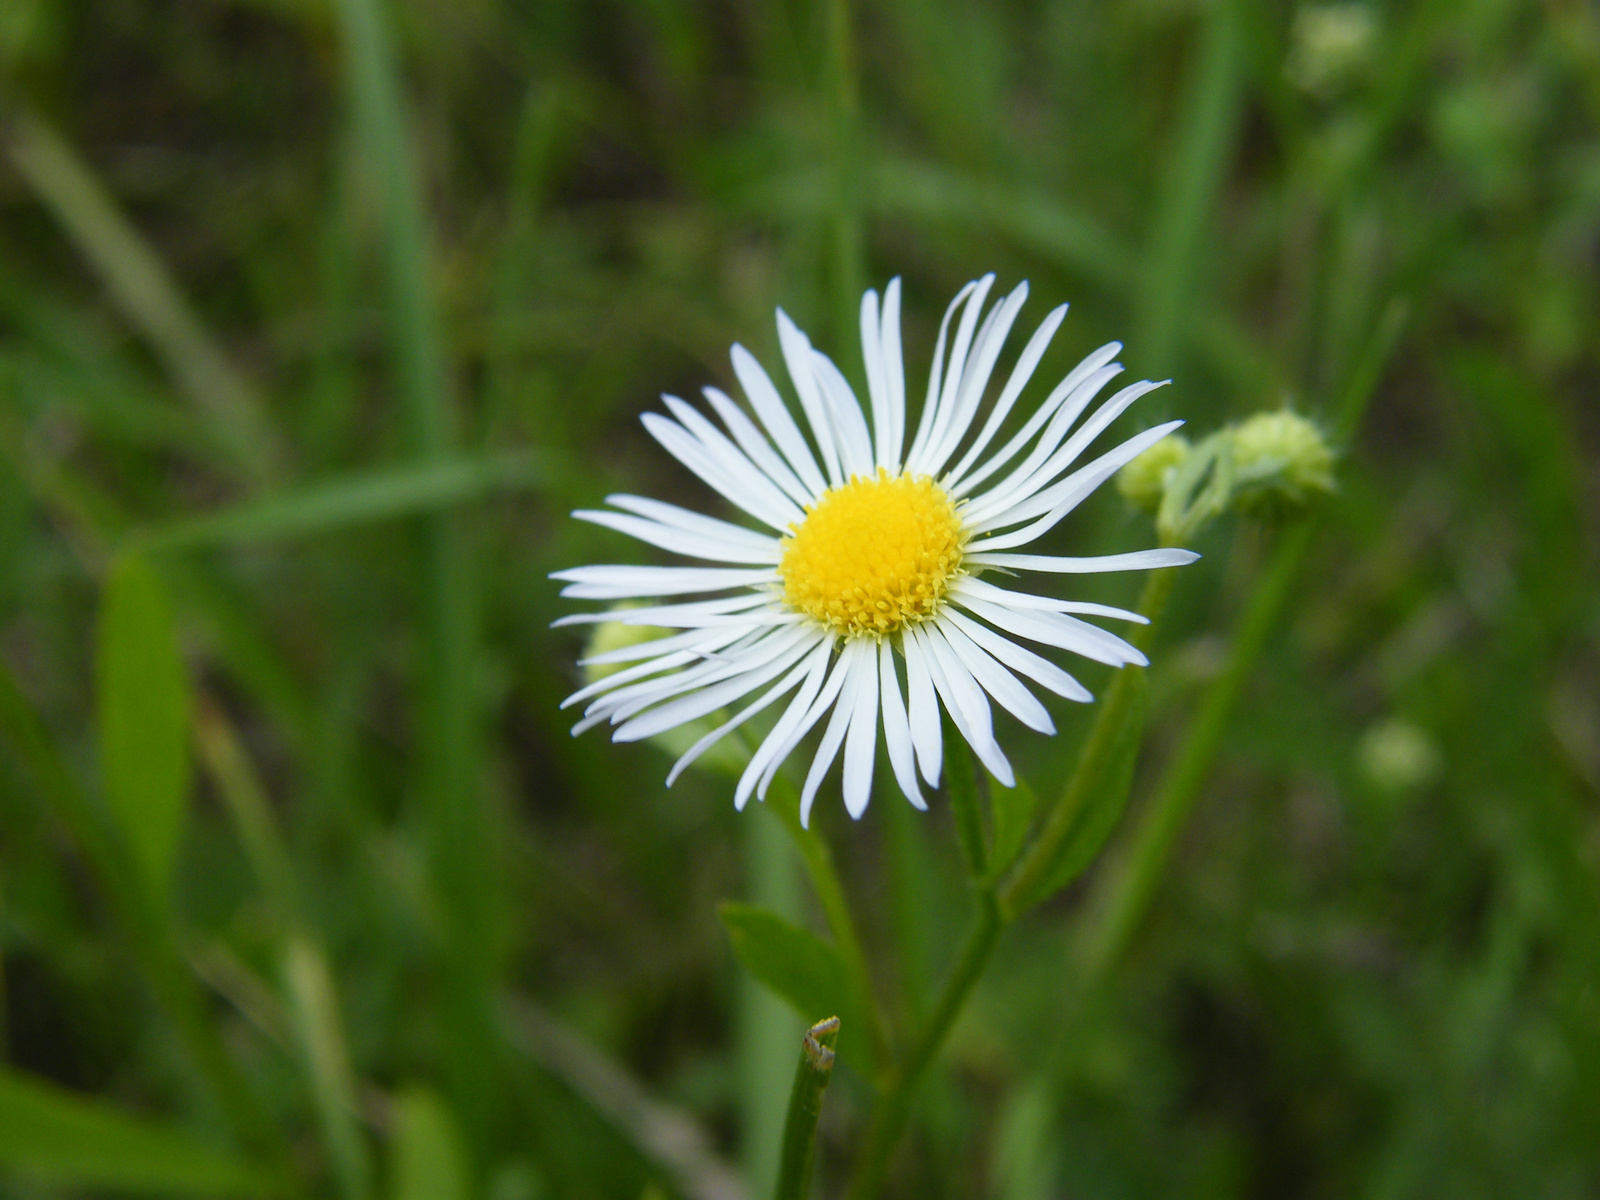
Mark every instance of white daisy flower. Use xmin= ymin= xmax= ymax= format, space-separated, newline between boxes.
xmin=555 ymin=275 xmax=1198 ymax=825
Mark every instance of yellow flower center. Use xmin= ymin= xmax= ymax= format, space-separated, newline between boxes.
xmin=779 ymin=469 xmax=965 ymax=637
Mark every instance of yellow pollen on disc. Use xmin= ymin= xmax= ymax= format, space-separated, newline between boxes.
xmin=779 ymin=469 xmax=965 ymax=638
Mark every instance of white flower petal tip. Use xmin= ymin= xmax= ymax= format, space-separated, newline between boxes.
xmin=557 ymin=276 xmax=1197 ymax=821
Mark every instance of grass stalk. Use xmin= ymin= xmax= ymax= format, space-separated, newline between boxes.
xmin=332 ymin=0 xmax=495 ymax=1135
xmin=843 ymin=889 xmax=1002 ymax=1200
xmin=773 ymin=1018 xmax=840 ymax=1200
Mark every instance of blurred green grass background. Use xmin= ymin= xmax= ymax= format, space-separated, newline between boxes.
xmin=1 ymin=0 xmax=1599 ymax=1197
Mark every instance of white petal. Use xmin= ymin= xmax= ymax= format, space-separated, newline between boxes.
xmin=951 ymin=575 xmax=1148 ymax=625
xmin=939 ymin=607 xmax=1093 ymax=702
xmin=923 ymin=281 xmax=1029 ymax=477
xmin=756 ymin=641 xmax=856 ymax=800
xmin=777 ymin=309 xmax=844 ymax=488
xmin=809 ymin=349 xmax=874 ymax=479
xmin=731 ymin=343 xmax=827 ymax=498
xmin=553 ymin=564 xmax=778 ymax=600
xmin=801 ymin=641 xmax=869 ymax=825
xmin=900 ymin=626 xmax=943 ymax=787
xmin=951 ymin=342 xmax=1122 ymax=499
xmin=553 ymin=593 xmax=776 ymax=629
xmin=665 ymin=638 xmax=830 ymax=786
xmin=658 ymin=398 xmax=808 ymax=521
xmin=841 ymin=647 xmax=880 ymax=818
xmin=573 ymin=509 xmax=781 ymax=564
xmin=562 ymin=649 xmax=698 ymax=710
xmin=735 ymin=641 xmax=834 ymax=809
xmin=953 ymin=591 xmax=1146 ymax=668
xmin=965 ymin=548 xmax=1200 ymax=574
xmin=963 ymin=378 xmax=1161 ymax=525
xmin=943 ymin=302 xmax=1066 ymax=490
xmin=603 ymin=494 xmax=779 ymax=556
xmin=914 ymin=623 xmax=1014 ymax=787
xmin=930 ymin=616 xmax=1054 ymax=734
xmin=908 ymin=275 xmax=995 ymax=474
xmin=861 ymin=288 xmax=893 ymax=471
xmin=701 ymin=387 xmax=814 ymax=508
xmin=580 ymin=626 xmax=749 ymax=672
xmin=881 ymin=278 xmax=906 ymax=469
xmin=966 ymin=420 xmax=1185 ymax=549
xmin=905 ymin=278 xmax=978 ymax=471
xmin=642 ymin=412 xmax=802 ymax=531
xmin=878 ymin=639 xmax=925 ymax=809
xmin=614 ymin=629 xmax=817 ymax=741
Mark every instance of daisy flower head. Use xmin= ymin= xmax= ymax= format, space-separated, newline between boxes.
xmin=555 ymin=276 xmax=1199 ymax=826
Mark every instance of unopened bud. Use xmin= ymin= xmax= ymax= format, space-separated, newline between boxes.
xmin=1117 ymin=433 xmax=1191 ymax=515
xmin=1228 ymin=410 xmax=1335 ymax=517
xmin=583 ymin=609 xmax=669 ymax=686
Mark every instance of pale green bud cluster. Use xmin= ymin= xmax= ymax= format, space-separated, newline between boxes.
xmin=1116 ymin=434 xmax=1191 ymax=515
xmin=583 ymin=611 xmax=670 ymax=685
xmin=1228 ymin=410 xmax=1336 ymax=518
xmin=1286 ymin=4 xmax=1377 ymax=99
xmin=1117 ymin=408 xmax=1336 ymax=538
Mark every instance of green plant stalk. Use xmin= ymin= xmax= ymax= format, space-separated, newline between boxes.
xmin=998 ymin=567 xmax=1177 ymax=918
xmin=741 ymin=797 xmax=804 ymax=1195
xmin=334 ymin=0 xmax=495 ymax=1135
xmin=1079 ymin=521 xmax=1315 ymax=981
xmin=843 ymin=890 xmax=1002 ymax=1200
xmin=1137 ymin=0 xmax=1246 ymax=377
xmin=824 ymin=0 xmax=864 ymax=367
xmin=764 ymin=776 xmax=892 ymax=1077
xmin=285 ymin=939 xmax=374 ymax=1200
xmin=774 ymin=1018 xmax=840 ymax=1200
xmin=943 ymin=728 xmax=987 ymax=878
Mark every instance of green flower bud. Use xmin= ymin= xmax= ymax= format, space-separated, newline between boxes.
xmin=583 ymin=609 xmax=670 ymax=686
xmin=1228 ymin=410 xmax=1335 ymax=518
xmin=1116 ymin=433 xmax=1191 ymax=515
xmin=1286 ymin=4 xmax=1377 ymax=99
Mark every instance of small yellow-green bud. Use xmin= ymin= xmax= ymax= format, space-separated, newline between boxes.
xmin=1357 ymin=717 xmax=1441 ymax=793
xmin=1116 ymin=433 xmax=1191 ymax=515
xmin=1228 ymin=410 xmax=1335 ymax=517
xmin=583 ymin=610 xmax=670 ymax=686
xmin=1286 ymin=4 xmax=1377 ymax=98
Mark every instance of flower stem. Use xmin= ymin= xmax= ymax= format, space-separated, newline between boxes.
xmin=774 ymin=1017 xmax=841 ymax=1200
xmin=764 ymin=776 xmax=893 ymax=1078
xmin=844 ymin=888 xmax=1003 ymax=1200
xmin=998 ymin=567 xmax=1177 ymax=918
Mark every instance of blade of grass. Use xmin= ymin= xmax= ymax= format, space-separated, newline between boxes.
xmin=285 ymin=938 xmax=374 ymax=1200
xmin=5 ymin=111 xmax=285 ymax=483
xmin=135 ymin=453 xmax=551 ymax=552
xmin=773 ymin=1018 xmax=839 ymax=1200
xmin=1136 ymin=0 xmax=1248 ymax=378
xmin=333 ymin=0 xmax=496 ymax=1135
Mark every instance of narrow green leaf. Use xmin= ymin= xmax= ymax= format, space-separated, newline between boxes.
xmin=96 ymin=553 xmax=191 ymax=908
xmin=390 ymin=1087 xmax=471 ymax=1200
xmin=137 ymin=453 xmax=550 ymax=552
xmin=985 ymin=777 xmax=1037 ymax=884
xmin=1037 ymin=671 xmax=1149 ymax=900
xmin=0 ymin=1065 xmax=263 ymax=1194
xmin=718 ymin=903 xmax=868 ymax=1074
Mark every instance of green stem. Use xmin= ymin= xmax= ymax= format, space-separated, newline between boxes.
xmin=764 ymin=777 xmax=892 ymax=1077
xmin=999 ymin=568 xmax=1177 ymax=918
xmin=824 ymin=0 xmax=864 ymax=365
xmin=774 ymin=1017 xmax=841 ymax=1200
xmin=844 ymin=889 xmax=1002 ymax=1200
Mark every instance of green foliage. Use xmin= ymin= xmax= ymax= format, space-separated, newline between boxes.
xmin=719 ymin=903 xmax=868 ymax=1076
xmin=95 ymin=553 xmax=191 ymax=910
xmin=0 ymin=1065 xmax=263 ymax=1194
xmin=389 ymin=1088 xmax=471 ymax=1200
xmin=1 ymin=0 xmax=1598 ymax=1196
